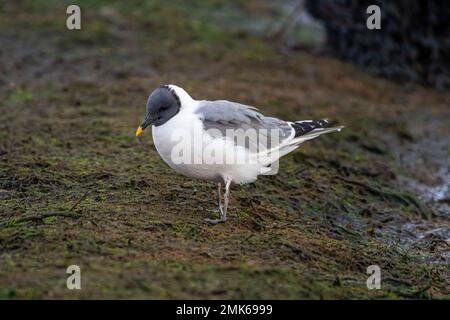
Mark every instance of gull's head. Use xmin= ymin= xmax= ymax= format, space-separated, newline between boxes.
xmin=135 ymin=85 xmax=184 ymax=136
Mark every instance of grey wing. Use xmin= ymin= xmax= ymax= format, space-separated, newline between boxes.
xmin=195 ymin=100 xmax=294 ymax=152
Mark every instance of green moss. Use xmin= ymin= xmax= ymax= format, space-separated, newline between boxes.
xmin=0 ymin=0 xmax=447 ymax=300
xmin=6 ymin=88 xmax=33 ymax=106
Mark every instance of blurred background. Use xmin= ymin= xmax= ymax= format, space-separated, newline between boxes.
xmin=0 ymin=0 xmax=449 ymax=299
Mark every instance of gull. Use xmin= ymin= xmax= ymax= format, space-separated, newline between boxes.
xmin=136 ymin=85 xmax=343 ymax=224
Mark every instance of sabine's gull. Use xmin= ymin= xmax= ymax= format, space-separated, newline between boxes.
xmin=136 ymin=85 xmax=343 ymax=224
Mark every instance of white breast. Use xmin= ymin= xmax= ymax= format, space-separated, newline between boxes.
xmin=151 ymin=106 xmax=263 ymax=184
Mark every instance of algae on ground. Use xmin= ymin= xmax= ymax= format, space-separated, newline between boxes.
xmin=0 ymin=0 xmax=449 ymax=299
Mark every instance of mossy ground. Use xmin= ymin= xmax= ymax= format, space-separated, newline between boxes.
xmin=0 ymin=0 xmax=449 ymax=299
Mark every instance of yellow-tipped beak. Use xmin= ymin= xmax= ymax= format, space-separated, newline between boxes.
xmin=135 ymin=126 xmax=144 ymax=137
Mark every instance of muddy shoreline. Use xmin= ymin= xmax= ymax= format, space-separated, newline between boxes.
xmin=0 ymin=1 xmax=449 ymax=299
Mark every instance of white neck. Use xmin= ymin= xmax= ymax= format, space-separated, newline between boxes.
xmin=167 ymin=84 xmax=197 ymax=110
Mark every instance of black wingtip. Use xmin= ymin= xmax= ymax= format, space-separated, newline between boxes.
xmin=292 ymin=119 xmax=329 ymax=137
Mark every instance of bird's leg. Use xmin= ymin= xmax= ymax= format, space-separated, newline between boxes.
xmin=204 ymin=182 xmax=223 ymax=218
xmin=204 ymin=179 xmax=230 ymax=225
xmin=204 ymin=182 xmax=224 ymax=224
xmin=221 ymin=178 xmax=231 ymax=222
xmin=217 ymin=182 xmax=223 ymax=215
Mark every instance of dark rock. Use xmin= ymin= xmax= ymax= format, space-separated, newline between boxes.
xmin=305 ymin=0 xmax=450 ymax=89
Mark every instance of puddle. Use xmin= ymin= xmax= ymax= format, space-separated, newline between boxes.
xmin=380 ymin=110 xmax=450 ymax=264
xmin=394 ymin=116 xmax=450 ymax=217
xmin=399 ymin=168 xmax=450 ymax=217
xmin=401 ymin=223 xmax=450 ymax=244
xmin=400 ymin=222 xmax=450 ymax=264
